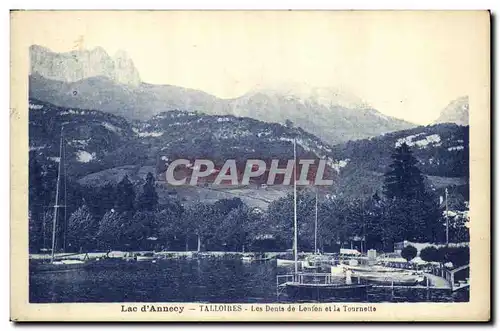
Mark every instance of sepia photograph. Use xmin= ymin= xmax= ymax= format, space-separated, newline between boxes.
xmin=10 ymin=10 xmax=490 ymax=321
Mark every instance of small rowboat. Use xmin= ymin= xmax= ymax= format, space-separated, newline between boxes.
xmin=242 ymin=253 xmax=275 ymax=263
xmin=136 ymin=252 xmax=156 ymax=262
xmin=338 ymin=263 xmax=409 ymax=273
xmin=30 ymin=258 xmax=93 ymax=273
xmin=351 ymin=271 xmax=424 ymax=285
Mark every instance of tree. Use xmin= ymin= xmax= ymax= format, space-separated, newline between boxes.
xmin=182 ymin=203 xmax=222 ymax=252
xmin=213 ymin=198 xmax=243 ymax=215
xmin=96 ymin=182 xmax=116 ymax=218
xmin=136 ymin=172 xmax=159 ymax=212
xmin=437 ymin=246 xmax=470 ymax=268
xmin=157 ymin=207 xmax=184 ymax=250
xmin=67 ymin=205 xmax=96 ymax=252
xmin=115 ymin=175 xmax=135 ymax=213
xmin=318 ymin=197 xmax=350 ymax=252
xmin=155 ymin=197 xmax=185 ymax=250
xmin=420 ymin=246 xmax=439 ymax=263
xmin=382 ymin=143 xmax=442 ymax=244
xmin=447 ymin=210 xmax=470 ymax=243
xmin=266 ymin=189 xmax=320 ymax=251
xmin=96 ymin=210 xmax=123 ymax=249
xmin=216 ymin=206 xmax=253 ymax=252
xmin=380 ymin=199 xmax=408 ymax=250
xmin=363 ymin=194 xmax=385 ymax=251
xmin=124 ymin=211 xmax=156 ymax=249
xmin=29 ymin=152 xmax=45 ymax=251
xmin=383 ymin=143 xmax=425 ymax=200
xmin=401 ymin=245 xmax=417 ymax=262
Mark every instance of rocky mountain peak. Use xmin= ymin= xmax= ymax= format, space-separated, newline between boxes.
xmin=434 ymin=96 xmax=469 ymax=126
xmin=29 ymin=44 xmax=141 ymax=87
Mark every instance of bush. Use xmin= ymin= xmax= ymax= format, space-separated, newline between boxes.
xmin=437 ymin=246 xmax=470 ymax=268
xmin=401 ymin=245 xmax=418 ymax=262
xmin=420 ymin=246 xmax=439 ymax=262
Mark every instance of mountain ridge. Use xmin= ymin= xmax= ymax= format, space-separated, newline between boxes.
xmin=29 ymin=44 xmax=416 ymax=144
xmin=29 ymin=98 xmax=468 ymax=208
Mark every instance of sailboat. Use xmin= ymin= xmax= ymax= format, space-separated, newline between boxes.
xmin=30 ymin=126 xmax=93 ymax=273
xmin=302 ymin=188 xmax=332 ymax=271
xmin=276 ymin=139 xmax=371 ymax=301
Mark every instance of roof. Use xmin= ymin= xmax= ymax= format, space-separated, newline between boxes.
xmin=340 ymin=248 xmax=361 ymax=255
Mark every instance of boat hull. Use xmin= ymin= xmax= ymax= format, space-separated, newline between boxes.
xmin=354 ymin=272 xmax=424 ymax=286
xmin=84 ymin=257 xmax=136 ymax=268
xmin=331 ymin=265 xmax=424 ymax=285
xmin=136 ymin=256 xmax=156 ymax=262
xmin=29 ymin=260 xmax=93 ymax=273
xmin=243 ymin=255 xmax=275 ymax=263
xmin=339 ymin=264 xmax=409 ymax=273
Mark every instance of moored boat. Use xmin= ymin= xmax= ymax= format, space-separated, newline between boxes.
xmin=30 ymin=127 xmax=92 ymax=273
xmin=281 ymin=281 xmax=371 ymax=301
xmin=136 ymin=252 xmax=156 ymax=262
xmin=30 ymin=258 xmax=93 ymax=272
xmin=331 ymin=264 xmax=425 ymax=285
xmin=302 ymin=254 xmax=332 ymax=271
xmin=275 ymin=139 xmax=370 ymax=301
xmin=337 ymin=263 xmax=409 ymax=274
xmin=242 ymin=253 xmax=274 ymax=263
xmin=352 ymin=271 xmax=424 ymax=285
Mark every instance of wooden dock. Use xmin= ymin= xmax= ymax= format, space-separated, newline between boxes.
xmin=423 ymin=272 xmax=451 ymax=289
xmin=445 ymin=264 xmax=470 ymax=292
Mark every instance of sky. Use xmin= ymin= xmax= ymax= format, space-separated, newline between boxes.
xmin=14 ymin=11 xmax=488 ymax=124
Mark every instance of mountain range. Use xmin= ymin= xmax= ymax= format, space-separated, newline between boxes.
xmin=28 ymin=44 xmax=470 ymax=209
xmin=29 ymin=45 xmax=418 ymax=144
xmin=29 ymin=98 xmax=343 ymax=208
xmin=29 ymin=98 xmax=468 ymax=208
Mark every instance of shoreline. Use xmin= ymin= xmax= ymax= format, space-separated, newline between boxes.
xmin=29 ymin=251 xmax=336 ymax=260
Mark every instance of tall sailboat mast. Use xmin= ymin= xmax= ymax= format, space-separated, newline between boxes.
xmin=50 ymin=126 xmax=64 ymax=263
xmin=445 ymin=188 xmax=449 ymax=245
xmin=314 ymin=188 xmax=318 ymax=254
xmin=293 ymin=138 xmax=298 ymax=274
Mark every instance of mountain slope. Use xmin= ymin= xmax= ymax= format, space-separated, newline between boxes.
xmin=222 ymin=87 xmax=413 ymax=143
xmin=29 ymin=99 xmax=347 ymax=208
xmin=325 ymin=123 xmax=469 ymax=202
xmin=331 ymin=123 xmax=469 ymax=178
xmin=29 ymin=73 xmax=220 ymax=121
xmin=29 ymin=73 xmax=414 ymax=144
xmin=29 ymin=98 xmax=339 ymax=179
xmin=29 ymin=99 xmax=469 ymax=208
xmin=434 ymin=96 xmax=469 ymax=126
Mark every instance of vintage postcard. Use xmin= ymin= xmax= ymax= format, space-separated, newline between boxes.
xmin=10 ymin=10 xmax=490 ymax=322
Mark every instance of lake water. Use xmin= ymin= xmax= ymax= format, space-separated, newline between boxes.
xmin=29 ymin=259 xmax=469 ymax=303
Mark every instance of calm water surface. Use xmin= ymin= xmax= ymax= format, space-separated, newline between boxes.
xmin=29 ymin=259 xmax=469 ymax=303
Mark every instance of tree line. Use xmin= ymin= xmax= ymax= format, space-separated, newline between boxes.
xmin=28 ymin=143 xmax=469 ymax=253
